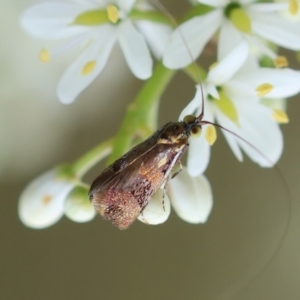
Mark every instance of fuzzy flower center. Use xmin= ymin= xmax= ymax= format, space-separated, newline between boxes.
xmin=224 ymin=2 xmax=252 ymax=34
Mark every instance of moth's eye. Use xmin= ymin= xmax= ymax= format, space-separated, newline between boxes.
xmin=190 ymin=125 xmax=202 ymax=138
xmin=183 ymin=115 xmax=196 ymax=125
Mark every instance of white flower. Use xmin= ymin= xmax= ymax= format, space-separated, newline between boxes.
xmin=64 ymin=186 xmax=96 ymax=222
xmin=163 ymin=0 xmax=300 ymax=69
xmin=18 ymin=169 xmax=75 ymax=229
xmin=276 ymin=0 xmax=300 ymax=22
xmin=138 ymin=168 xmax=213 ymax=225
xmin=180 ymin=41 xmax=300 ymax=176
xmin=21 ymin=0 xmax=171 ymax=103
xmin=18 ymin=168 xmax=97 ymax=228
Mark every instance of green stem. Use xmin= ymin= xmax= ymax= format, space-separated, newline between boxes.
xmin=73 ymin=138 xmax=114 ymax=178
xmin=107 ymin=62 xmax=175 ymax=165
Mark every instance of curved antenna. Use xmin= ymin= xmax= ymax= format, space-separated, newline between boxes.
xmin=152 ymin=1 xmax=291 ymax=298
xmin=202 ymin=121 xmax=291 ymax=300
xmin=151 ymin=0 xmax=205 ymax=120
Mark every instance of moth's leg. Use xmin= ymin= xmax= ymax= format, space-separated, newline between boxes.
xmin=139 ymin=211 xmax=149 ymax=224
xmin=160 ymin=161 xmax=183 ymax=211
xmin=171 ymin=160 xmax=183 ymax=179
xmin=161 ymin=187 xmax=167 ymax=212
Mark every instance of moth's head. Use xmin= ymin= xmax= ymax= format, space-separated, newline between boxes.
xmin=182 ymin=115 xmax=202 ymax=138
xmin=157 ymin=122 xmax=187 ymax=144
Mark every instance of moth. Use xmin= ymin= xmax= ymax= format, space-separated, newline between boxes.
xmin=89 ymin=113 xmax=210 ymax=229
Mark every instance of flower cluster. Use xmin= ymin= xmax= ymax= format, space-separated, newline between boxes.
xmin=19 ymin=0 xmax=300 ymax=229
xmin=21 ymin=0 xmax=172 ymax=104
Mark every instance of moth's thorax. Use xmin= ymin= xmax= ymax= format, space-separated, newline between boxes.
xmin=157 ymin=121 xmax=188 ymax=145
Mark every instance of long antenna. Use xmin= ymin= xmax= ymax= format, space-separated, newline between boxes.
xmin=152 ymin=0 xmax=291 ymax=298
xmin=151 ymin=0 xmax=205 ymax=120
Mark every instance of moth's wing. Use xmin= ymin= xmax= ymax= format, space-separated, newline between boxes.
xmin=90 ymin=162 xmax=156 ymax=230
xmin=89 ymin=124 xmax=186 ymax=229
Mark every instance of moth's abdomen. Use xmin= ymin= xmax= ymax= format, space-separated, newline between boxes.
xmin=91 ymin=188 xmax=142 ymax=230
xmin=90 ymin=174 xmax=155 ymax=229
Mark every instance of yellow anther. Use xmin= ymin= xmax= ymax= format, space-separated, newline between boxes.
xmin=205 ymin=125 xmax=217 ymax=146
xmin=274 ymin=56 xmax=289 ymax=68
xmin=272 ymin=109 xmax=289 ymax=123
xmin=106 ymin=5 xmax=119 ymax=23
xmin=230 ymin=8 xmax=252 ymax=34
xmin=289 ymin=0 xmax=299 ymax=15
xmin=39 ymin=48 xmax=50 ymax=63
xmin=81 ymin=61 xmax=96 ymax=75
xmin=256 ymin=83 xmax=273 ymax=97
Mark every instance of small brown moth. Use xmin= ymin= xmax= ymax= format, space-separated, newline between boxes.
xmin=88 ymin=1 xmax=267 ymax=230
xmin=89 ymin=113 xmax=208 ymax=229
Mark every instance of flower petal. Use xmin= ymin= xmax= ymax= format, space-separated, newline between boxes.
xmin=137 ymin=189 xmax=171 ymax=225
xmin=117 ymin=0 xmax=135 ymax=14
xmin=18 ymin=170 xmax=74 ymax=229
xmin=255 ymin=69 xmax=300 ymax=98
xmin=230 ymin=68 xmax=300 ymax=99
xmin=118 ymin=19 xmax=152 ymax=79
xmin=57 ymin=26 xmax=117 ymax=104
xmin=250 ymin=12 xmax=300 ymax=50
xmin=20 ymin=2 xmax=90 ymax=39
xmin=206 ymin=83 xmax=220 ymax=99
xmin=64 ymin=186 xmax=96 ymax=223
xmin=247 ymin=3 xmax=288 ymax=13
xmin=179 ymin=85 xmax=202 ymax=120
xmin=214 ymin=99 xmax=283 ymax=167
xmin=168 ymin=169 xmax=213 ymax=224
xmin=187 ymin=100 xmax=215 ymax=175
xmin=207 ymin=41 xmax=249 ymax=86
xmin=218 ymin=20 xmax=244 ymax=59
xmin=187 ymin=135 xmax=211 ymax=176
xmin=135 ymin=21 xmax=172 ymax=59
xmin=163 ymin=10 xmax=222 ymax=69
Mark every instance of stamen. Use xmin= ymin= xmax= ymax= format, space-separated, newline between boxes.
xmin=274 ymin=56 xmax=289 ymax=68
xmin=106 ymin=5 xmax=119 ymax=23
xmin=272 ymin=109 xmax=289 ymax=123
xmin=39 ymin=48 xmax=50 ymax=63
xmin=256 ymin=83 xmax=273 ymax=97
xmin=42 ymin=194 xmax=53 ymax=205
xmin=289 ymin=0 xmax=299 ymax=15
xmin=205 ymin=125 xmax=217 ymax=146
xmin=81 ymin=61 xmax=96 ymax=75
xmin=230 ymin=8 xmax=252 ymax=34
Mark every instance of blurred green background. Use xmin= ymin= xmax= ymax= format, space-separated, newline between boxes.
xmin=1 ymin=1 xmax=300 ymax=299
